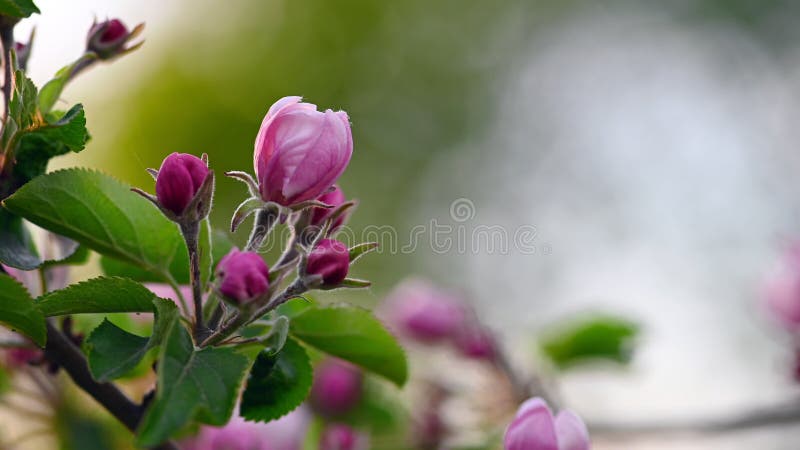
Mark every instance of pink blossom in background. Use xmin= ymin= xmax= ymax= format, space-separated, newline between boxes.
xmin=4 ymin=347 xmax=42 ymax=368
xmin=453 ymin=324 xmax=497 ymax=361
xmin=310 ymin=358 xmax=363 ymax=416
xmin=504 ymin=397 xmax=590 ymax=450
xmin=183 ymin=407 xmax=311 ymax=450
xmin=763 ymin=243 xmax=800 ymax=331
xmin=144 ymin=283 xmax=192 ymax=305
xmin=319 ymin=424 xmax=369 ymax=450
xmin=381 ymin=278 xmax=466 ymax=343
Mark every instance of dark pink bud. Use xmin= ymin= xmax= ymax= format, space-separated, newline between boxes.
xmin=504 ymin=398 xmax=589 ymax=450
xmin=306 ymin=239 xmax=350 ymax=286
xmin=87 ymin=18 xmax=142 ymax=59
xmin=215 ymin=248 xmax=269 ymax=305
xmin=382 ymin=279 xmax=466 ymax=343
xmin=14 ymin=42 xmax=30 ymax=68
xmin=5 ymin=347 xmax=42 ymax=368
xmin=311 ymin=185 xmax=348 ymax=231
xmin=454 ymin=325 xmax=497 ymax=361
xmin=99 ymin=19 xmax=127 ymax=43
xmin=311 ymin=358 xmax=363 ymax=416
xmin=319 ymin=424 xmax=367 ymax=450
xmin=254 ymin=97 xmax=353 ymax=206
xmin=154 ymin=152 xmax=211 ymax=216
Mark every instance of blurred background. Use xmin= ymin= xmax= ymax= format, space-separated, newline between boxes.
xmin=10 ymin=0 xmax=800 ymax=448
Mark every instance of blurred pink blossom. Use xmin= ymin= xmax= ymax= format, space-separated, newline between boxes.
xmin=310 ymin=358 xmax=363 ymax=417
xmin=504 ymin=397 xmax=590 ymax=450
xmin=319 ymin=424 xmax=368 ymax=450
xmin=763 ymin=244 xmax=800 ymax=331
xmin=381 ymin=278 xmax=466 ymax=343
xmin=183 ymin=407 xmax=311 ymax=450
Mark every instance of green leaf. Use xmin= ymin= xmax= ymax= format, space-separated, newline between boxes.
xmin=35 ymin=105 xmax=89 ymax=151
xmin=7 ymin=68 xmax=37 ymax=131
xmin=41 ymin=244 xmax=89 ymax=269
xmin=84 ymin=320 xmax=148 ymax=380
xmin=84 ymin=297 xmax=178 ymax=381
xmin=36 ymin=276 xmax=159 ymax=317
xmin=0 ymin=0 xmax=39 ymax=18
xmin=3 ymin=169 xmax=188 ymax=283
xmin=290 ymin=305 xmax=408 ymax=386
xmin=240 ymin=337 xmax=312 ymax=423
xmin=0 ymin=274 xmax=46 ymax=346
xmin=136 ymin=324 xmax=250 ymax=446
xmin=9 ymin=106 xmax=90 ymax=207
xmin=38 ymin=55 xmax=96 ymax=115
xmin=0 ymin=208 xmax=40 ymax=270
xmin=539 ymin=314 xmax=640 ymax=370
xmin=101 ymin=226 xmax=234 ymax=286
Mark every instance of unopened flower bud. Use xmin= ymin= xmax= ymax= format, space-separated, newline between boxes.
xmin=311 ymin=358 xmax=363 ymax=416
xmin=87 ymin=18 xmax=143 ymax=60
xmin=454 ymin=325 xmax=497 ymax=361
xmin=14 ymin=41 xmax=30 ymax=69
xmin=382 ymin=279 xmax=466 ymax=343
xmin=319 ymin=424 xmax=368 ymax=450
xmin=504 ymin=397 xmax=589 ymax=450
xmin=4 ymin=347 xmax=42 ymax=368
xmin=311 ymin=185 xmax=349 ymax=231
xmin=154 ymin=152 xmax=213 ymax=221
xmin=215 ymin=248 xmax=269 ymax=306
xmin=305 ymin=239 xmax=350 ymax=286
xmin=254 ymin=97 xmax=352 ymax=206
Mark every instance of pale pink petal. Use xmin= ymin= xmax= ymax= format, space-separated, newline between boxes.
xmin=254 ymin=96 xmax=309 ymax=177
xmin=145 ymin=283 xmax=191 ymax=306
xmin=504 ymin=398 xmax=558 ymax=450
xmin=516 ymin=397 xmax=551 ymax=419
xmin=555 ymin=410 xmax=590 ymax=450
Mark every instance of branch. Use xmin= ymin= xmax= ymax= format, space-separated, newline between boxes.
xmin=0 ymin=22 xmax=14 ymax=122
xmin=43 ymin=322 xmax=179 ymax=450
xmin=589 ymin=401 xmax=800 ymax=437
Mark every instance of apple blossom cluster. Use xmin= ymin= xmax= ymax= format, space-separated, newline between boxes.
xmin=134 ymin=96 xmax=375 ymax=345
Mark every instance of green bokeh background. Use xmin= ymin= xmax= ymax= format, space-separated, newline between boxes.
xmin=50 ymin=0 xmax=800 ymax=302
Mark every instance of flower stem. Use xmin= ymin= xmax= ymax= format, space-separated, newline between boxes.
xmin=245 ymin=206 xmax=279 ymax=252
xmin=199 ymin=311 xmax=251 ymax=347
xmin=180 ymin=221 xmax=209 ymax=341
xmin=0 ymin=21 xmax=13 ymax=122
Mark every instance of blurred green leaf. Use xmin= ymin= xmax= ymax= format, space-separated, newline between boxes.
xmin=36 ymin=276 xmax=159 ymax=316
xmin=84 ymin=297 xmax=178 ymax=381
xmin=0 ymin=273 xmax=45 ymax=346
xmin=0 ymin=0 xmax=38 ymax=18
xmin=38 ymin=54 xmax=96 ymax=115
xmin=0 ymin=366 xmax=10 ymax=397
xmin=240 ymin=337 xmax=312 ymax=423
xmin=136 ymin=323 xmax=250 ymax=446
xmin=290 ymin=304 xmax=407 ymax=386
xmin=3 ymin=169 xmax=188 ymax=284
xmin=539 ymin=314 xmax=639 ymax=370
xmin=339 ymin=376 xmax=404 ymax=432
xmin=0 ymin=208 xmax=39 ymax=269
